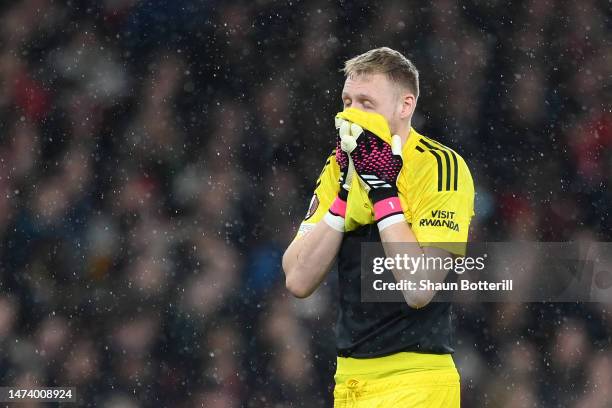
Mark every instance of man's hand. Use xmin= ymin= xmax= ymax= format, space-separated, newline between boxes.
xmin=323 ymin=119 xmax=361 ymax=231
xmin=334 ymin=119 xmax=353 ymax=201
xmin=335 ymin=112 xmax=405 ymax=230
xmin=350 ymin=129 xmax=403 ymax=202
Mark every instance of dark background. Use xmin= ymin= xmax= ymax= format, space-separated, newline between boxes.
xmin=0 ymin=0 xmax=611 ymax=407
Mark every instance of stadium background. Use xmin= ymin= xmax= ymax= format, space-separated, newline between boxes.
xmin=0 ymin=0 xmax=611 ymax=406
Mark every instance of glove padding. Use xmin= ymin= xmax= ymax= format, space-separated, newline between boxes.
xmin=335 ymin=108 xmax=403 ymax=204
xmin=351 ymin=130 xmax=403 ymax=203
xmin=335 ymin=117 xmax=362 ymax=198
xmin=334 ymin=108 xmax=406 ymax=230
xmin=324 ymin=118 xmax=359 ymax=226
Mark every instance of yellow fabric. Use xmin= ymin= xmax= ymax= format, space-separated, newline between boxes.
xmin=297 ymin=110 xmax=475 ymax=256
xmin=336 ymin=108 xmax=394 ymax=145
xmin=334 ymin=353 xmax=460 ymax=408
xmin=335 ymin=352 xmax=456 ymax=383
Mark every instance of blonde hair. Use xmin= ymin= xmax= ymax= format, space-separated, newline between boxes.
xmin=343 ymin=47 xmax=419 ymax=98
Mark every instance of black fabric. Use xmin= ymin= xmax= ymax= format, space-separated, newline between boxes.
xmin=368 ymin=186 xmax=398 ymax=205
xmin=335 ymin=224 xmax=454 ymax=357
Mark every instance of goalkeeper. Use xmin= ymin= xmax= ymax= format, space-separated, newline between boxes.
xmin=282 ymin=47 xmax=475 ymax=407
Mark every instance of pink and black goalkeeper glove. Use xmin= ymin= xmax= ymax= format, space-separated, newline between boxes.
xmin=334 ymin=135 xmax=350 ymax=202
xmin=350 ymin=128 xmax=405 ymax=230
xmin=323 ymin=129 xmax=352 ymax=232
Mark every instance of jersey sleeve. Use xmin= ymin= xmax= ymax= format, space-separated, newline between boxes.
xmin=294 ymin=151 xmax=340 ymax=239
xmin=410 ymin=153 xmax=475 ymax=256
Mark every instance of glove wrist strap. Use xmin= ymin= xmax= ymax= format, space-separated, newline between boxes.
xmin=369 ymin=186 xmax=398 ymax=204
xmin=329 ymin=195 xmax=347 ymax=218
xmin=337 ymin=187 xmax=349 ymax=202
xmin=373 ymin=195 xmax=405 ymax=231
xmin=324 ymin=195 xmax=347 ymax=232
xmin=324 ymin=212 xmax=345 ymax=232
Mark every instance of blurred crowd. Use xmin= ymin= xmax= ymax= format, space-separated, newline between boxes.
xmin=0 ymin=0 xmax=611 ymax=407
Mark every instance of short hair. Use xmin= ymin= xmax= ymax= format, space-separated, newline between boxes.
xmin=342 ymin=47 xmax=420 ymax=99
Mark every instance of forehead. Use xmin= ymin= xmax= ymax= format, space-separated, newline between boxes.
xmin=342 ymin=73 xmax=391 ymax=97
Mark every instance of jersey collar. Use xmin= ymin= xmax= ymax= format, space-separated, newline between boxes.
xmin=403 ymin=127 xmax=421 ymax=155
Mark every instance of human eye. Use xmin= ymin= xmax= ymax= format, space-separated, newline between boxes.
xmin=363 ymin=100 xmax=374 ymax=109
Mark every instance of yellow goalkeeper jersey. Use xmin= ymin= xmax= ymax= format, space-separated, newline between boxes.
xmin=298 ymin=127 xmax=475 ymax=256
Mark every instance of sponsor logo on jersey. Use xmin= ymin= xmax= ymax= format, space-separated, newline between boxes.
xmin=419 ymin=210 xmax=459 ymax=232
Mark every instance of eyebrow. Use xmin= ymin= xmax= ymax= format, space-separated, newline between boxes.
xmin=342 ymin=93 xmax=375 ymax=101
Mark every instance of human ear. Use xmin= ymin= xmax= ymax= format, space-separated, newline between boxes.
xmin=400 ymin=93 xmax=416 ymax=120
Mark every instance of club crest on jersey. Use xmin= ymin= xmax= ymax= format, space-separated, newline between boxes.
xmin=305 ymin=194 xmax=319 ymax=220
